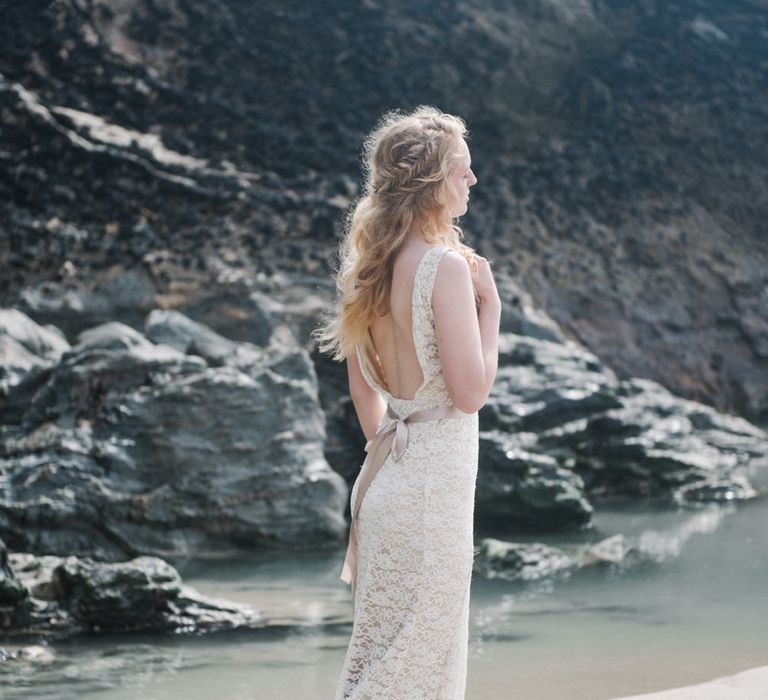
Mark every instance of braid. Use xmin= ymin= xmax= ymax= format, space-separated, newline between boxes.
xmin=371 ymin=120 xmax=448 ymax=196
xmin=310 ymin=105 xmax=476 ymax=369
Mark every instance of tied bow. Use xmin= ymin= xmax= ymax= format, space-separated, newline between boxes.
xmin=362 ymin=404 xmax=411 ymax=474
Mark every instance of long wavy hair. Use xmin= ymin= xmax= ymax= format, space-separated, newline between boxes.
xmin=312 ymin=105 xmax=478 ymax=388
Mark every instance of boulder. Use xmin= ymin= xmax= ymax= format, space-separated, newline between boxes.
xmin=476 ymin=436 xmax=593 ymax=532
xmin=22 ymin=338 xmax=207 ymax=429
xmin=16 ymin=266 xmax=159 ymax=340
xmin=3 ymin=548 xmax=264 ymax=636
xmin=481 ymin=333 xmax=767 ymax=515
xmin=0 ymin=537 xmax=27 ymax=606
xmin=567 ymin=378 xmax=768 ymax=499
xmin=54 ymin=555 xmax=183 ymax=632
xmin=473 ymin=538 xmax=575 ymax=582
xmin=0 ymin=311 xmax=347 ymax=560
xmin=145 ymin=308 xmax=264 ymax=368
xmin=324 ymin=329 xmax=767 ymax=537
xmin=145 ymin=308 xmax=240 ymax=365
xmin=674 ymin=474 xmax=757 ymax=504
xmin=310 ymin=347 xmax=369 ymax=489
xmin=471 ymin=524 xmax=712 ymax=585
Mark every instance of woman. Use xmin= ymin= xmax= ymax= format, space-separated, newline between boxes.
xmin=313 ymin=105 xmax=501 ymax=699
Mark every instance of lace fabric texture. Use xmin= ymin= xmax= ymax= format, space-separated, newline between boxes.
xmin=335 ymin=245 xmax=480 ymax=700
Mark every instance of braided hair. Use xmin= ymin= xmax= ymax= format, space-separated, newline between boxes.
xmin=312 ymin=105 xmax=477 ymax=379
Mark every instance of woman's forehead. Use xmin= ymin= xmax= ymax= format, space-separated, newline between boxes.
xmin=452 ymin=139 xmax=471 ymax=166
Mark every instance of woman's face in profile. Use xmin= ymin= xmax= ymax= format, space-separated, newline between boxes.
xmin=444 ymin=138 xmax=477 ymax=218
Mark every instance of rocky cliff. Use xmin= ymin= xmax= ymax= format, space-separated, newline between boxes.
xmin=2 ymin=0 xmax=767 ymax=423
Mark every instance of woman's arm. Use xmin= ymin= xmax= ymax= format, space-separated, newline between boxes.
xmin=433 ymin=251 xmax=501 ymax=413
xmin=347 ymin=351 xmax=387 ymax=442
xmin=476 ymin=288 xmax=501 ymax=402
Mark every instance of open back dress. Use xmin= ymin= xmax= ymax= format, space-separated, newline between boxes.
xmin=335 ymin=244 xmax=480 ymax=700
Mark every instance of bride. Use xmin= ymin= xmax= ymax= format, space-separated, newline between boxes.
xmin=313 ymin=105 xmax=500 ymax=699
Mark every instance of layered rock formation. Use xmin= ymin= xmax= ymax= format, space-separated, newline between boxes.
xmin=1 ymin=288 xmax=766 ymax=640
xmin=0 ymin=308 xmax=346 ymax=560
xmin=475 ymin=331 xmax=766 ymax=533
xmin=3 ymin=304 xmax=765 ymax=563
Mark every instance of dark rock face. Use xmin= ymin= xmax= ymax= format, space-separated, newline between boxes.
xmin=1 ymin=1 xmax=767 ymax=422
xmin=1 ymin=542 xmax=264 ymax=637
xmin=0 ymin=309 xmax=346 ymax=560
xmin=53 ymin=555 xmax=184 ymax=632
xmin=564 ymin=377 xmax=768 ymax=499
xmin=476 ymin=434 xmax=594 ymax=532
xmin=476 ymin=332 xmax=767 ymax=528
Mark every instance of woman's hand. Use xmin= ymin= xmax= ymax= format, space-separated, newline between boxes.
xmin=469 ymin=254 xmax=500 ymax=305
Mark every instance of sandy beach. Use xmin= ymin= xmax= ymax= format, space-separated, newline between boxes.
xmin=613 ymin=665 xmax=768 ymax=699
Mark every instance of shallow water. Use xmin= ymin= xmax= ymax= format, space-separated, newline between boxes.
xmin=3 ymin=468 xmax=768 ymax=700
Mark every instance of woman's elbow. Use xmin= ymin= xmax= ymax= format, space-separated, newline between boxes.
xmin=448 ymin=382 xmax=488 ymax=414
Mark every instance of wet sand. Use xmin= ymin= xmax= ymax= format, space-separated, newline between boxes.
xmin=613 ymin=665 xmax=768 ymax=699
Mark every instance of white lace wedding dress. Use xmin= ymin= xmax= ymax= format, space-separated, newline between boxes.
xmin=335 ymin=244 xmax=480 ymax=700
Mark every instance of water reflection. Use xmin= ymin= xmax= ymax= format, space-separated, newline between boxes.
xmin=635 ymin=505 xmax=729 ymax=561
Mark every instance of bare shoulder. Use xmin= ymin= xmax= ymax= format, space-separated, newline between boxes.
xmin=434 ymin=249 xmax=470 ymax=282
xmin=432 ymin=249 xmax=474 ymax=309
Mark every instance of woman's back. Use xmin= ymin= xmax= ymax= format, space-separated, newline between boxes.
xmin=357 ymin=244 xmax=456 ymax=414
xmin=364 ymin=241 xmax=488 ymax=413
xmin=366 ymin=243 xmax=442 ymax=401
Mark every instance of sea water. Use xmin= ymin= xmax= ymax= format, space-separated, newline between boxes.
xmin=3 ymin=467 xmax=767 ymax=700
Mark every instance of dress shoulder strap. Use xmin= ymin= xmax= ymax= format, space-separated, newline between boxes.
xmin=412 ymin=245 xmax=451 ymax=379
xmin=413 ymin=244 xmax=452 ymax=317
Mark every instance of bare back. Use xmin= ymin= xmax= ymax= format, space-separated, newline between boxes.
xmin=367 ymin=243 xmax=440 ymax=401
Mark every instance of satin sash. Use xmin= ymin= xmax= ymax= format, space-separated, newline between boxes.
xmin=339 ymin=402 xmax=468 ymax=608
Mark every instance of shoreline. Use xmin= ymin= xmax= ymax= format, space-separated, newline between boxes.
xmin=612 ymin=664 xmax=768 ymax=699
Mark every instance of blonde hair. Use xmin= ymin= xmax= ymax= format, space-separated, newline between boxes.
xmin=312 ymin=105 xmax=477 ymax=387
